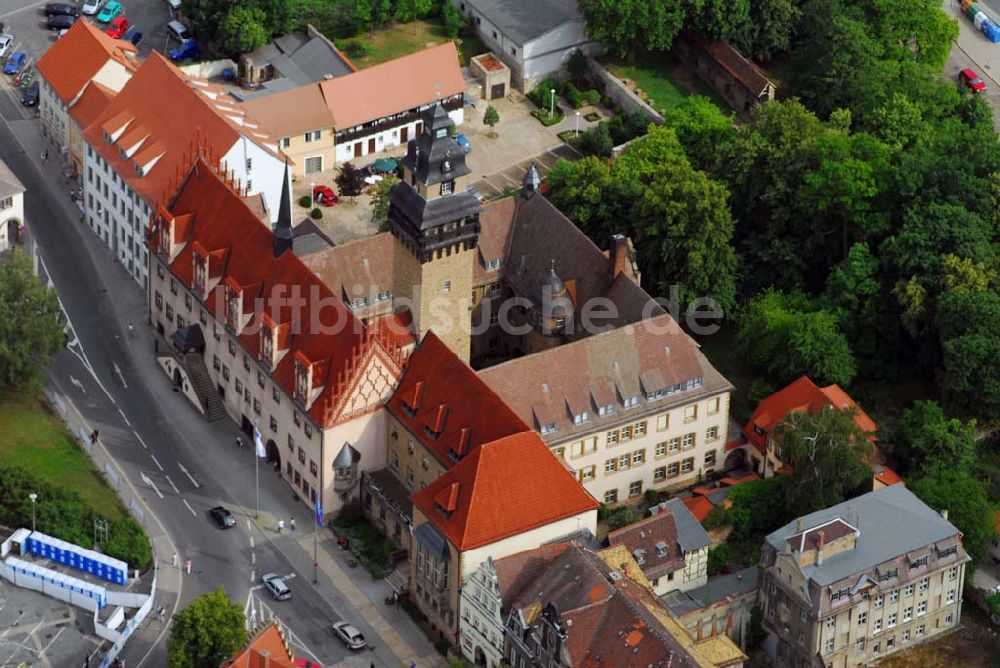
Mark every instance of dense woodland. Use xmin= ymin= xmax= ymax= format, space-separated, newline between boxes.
xmin=551 ymin=0 xmax=1000 ymax=570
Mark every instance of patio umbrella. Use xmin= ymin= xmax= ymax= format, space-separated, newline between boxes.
xmin=372 ymin=157 xmax=398 ymax=173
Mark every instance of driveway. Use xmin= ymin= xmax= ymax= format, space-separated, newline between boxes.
xmin=945 ymin=0 xmax=1000 ymax=129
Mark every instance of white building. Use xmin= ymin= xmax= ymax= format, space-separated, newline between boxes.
xmin=451 ymin=0 xmax=600 ymax=90
xmin=35 ymin=20 xmax=137 ymax=175
xmin=0 ymin=159 xmax=25 ymax=252
xmin=82 ymin=53 xmax=287 ymax=287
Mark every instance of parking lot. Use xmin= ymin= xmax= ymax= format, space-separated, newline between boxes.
xmin=0 ymin=578 xmax=103 ymax=667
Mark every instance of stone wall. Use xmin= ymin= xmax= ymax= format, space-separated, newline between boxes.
xmin=587 ymin=58 xmax=664 ymax=126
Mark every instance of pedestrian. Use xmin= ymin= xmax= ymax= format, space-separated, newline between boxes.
xmin=289 ymin=517 xmax=295 ymax=531
xmin=236 ymin=436 xmax=243 ymax=449
xmin=90 ymin=429 xmax=99 ymax=445
xmin=277 ymin=519 xmax=284 ymax=534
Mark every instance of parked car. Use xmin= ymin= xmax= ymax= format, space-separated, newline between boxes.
xmin=312 ymin=184 xmax=338 ymax=206
xmin=4 ymin=52 xmax=26 ymax=75
xmin=261 ymin=572 xmax=291 ymax=601
xmin=209 ymin=506 xmax=235 ymax=529
xmin=104 ymin=16 xmax=127 ymax=38
xmin=454 ymin=133 xmax=471 ymax=154
xmin=0 ymin=35 xmax=13 ymax=60
xmin=46 ymin=14 xmax=75 ymax=30
xmin=121 ymin=26 xmax=142 ymax=46
xmin=21 ymin=80 xmax=39 ymax=107
xmin=169 ymin=41 xmax=199 ymax=61
xmin=82 ymin=0 xmax=103 ymax=15
xmin=166 ymin=19 xmax=191 ymax=43
xmin=44 ymin=3 xmax=79 ymax=16
xmin=96 ymin=1 xmax=122 ymax=23
xmin=331 ymin=621 xmax=366 ymax=650
xmin=959 ymin=68 xmax=987 ymax=93
xmin=167 ymin=0 xmax=181 ymax=9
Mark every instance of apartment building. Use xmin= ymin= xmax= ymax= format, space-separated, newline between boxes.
xmin=84 ymin=53 xmax=288 ymax=286
xmin=36 ymin=20 xmax=136 ymax=173
xmin=240 ymin=42 xmax=465 ymax=176
xmin=0 ymin=159 xmax=25 ymax=252
xmin=607 ymin=499 xmax=711 ymax=596
xmin=149 ymin=156 xmax=407 ymax=516
xmin=758 ymin=485 xmax=969 ymax=667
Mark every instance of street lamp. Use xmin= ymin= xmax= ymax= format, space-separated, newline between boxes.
xmin=309 ymin=182 xmax=315 ymax=208
xmin=549 ymin=88 xmax=556 ymax=118
xmin=28 ymin=493 xmax=37 ymax=532
xmin=575 ymin=111 xmax=580 ymax=138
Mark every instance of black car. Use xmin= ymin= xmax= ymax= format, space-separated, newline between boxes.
xmin=21 ymin=81 xmax=39 ymax=107
xmin=46 ymin=15 xmax=76 ymax=30
xmin=210 ymin=506 xmax=236 ymax=529
xmin=44 ymin=3 xmax=79 ymax=16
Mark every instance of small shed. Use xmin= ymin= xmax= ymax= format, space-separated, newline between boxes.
xmin=470 ymin=53 xmax=511 ymax=101
xmin=673 ymin=31 xmax=776 ymax=115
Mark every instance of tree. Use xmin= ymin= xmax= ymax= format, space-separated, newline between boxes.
xmin=936 ymin=289 xmax=1000 ymax=411
xmin=750 ymin=0 xmax=798 ymax=60
xmin=335 ymin=162 xmax=365 ymax=197
xmin=577 ymin=0 xmax=687 ymax=61
xmin=692 ymin=0 xmax=752 ymax=52
xmin=577 ymin=123 xmax=614 ymax=158
xmin=777 ymin=408 xmax=872 ymax=517
xmin=218 ymin=6 xmax=269 ymax=53
xmin=167 ymin=587 xmax=247 ymax=668
xmin=441 ymin=1 xmax=462 ymax=38
xmin=370 ymin=174 xmax=398 ymax=231
xmin=0 ymin=249 xmax=64 ymax=391
xmin=737 ymin=289 xmax=856 ymax=386
xmin=910 ymin=467 xmax=994 ymax=567
xmin=483 ymin=105 xmax=500 ymax=137
xmin=567 ymin=49 xmax=590 ymax=80
xmin=663 ymin=96 xmax=733 ymax=171
xmin=893 ymin=400 xmax=977 ymax=476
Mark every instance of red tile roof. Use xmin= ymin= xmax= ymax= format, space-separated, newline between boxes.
xmin=607 ymin=511 xmax=685 ymax=580
xmin=223 ymin=622 xmax=297 ymax=668
xmin=318 ymin=42 xmax=464 ymax=128
xmin=68 ymin=81 xmax=115 ymax=130
xmin=83 ymin=53 xmax=280 ymax=210
xmin=36 ymin=19 xmax=136 ymax=104
xmin=387 ymin=330 xmax=530 ymax=468
xmin=150 ymin=157 xmax=404 ymax=428
xmin=744 ymin=375 xmax=878 ymax=453
xmin=873 ymin=465 xmax=904 ymax=487
xmin=682 ymin=496 xmax=715 ymax=523
xmin=411 ymin=431 xmax=597 ymax=550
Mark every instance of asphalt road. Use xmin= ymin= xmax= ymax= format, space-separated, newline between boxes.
xmin=0 ymin=60 xmax=401 ymax=668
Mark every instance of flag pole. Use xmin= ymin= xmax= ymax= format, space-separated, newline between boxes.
xmin=253 ymin=424 xmax=260 ymax=520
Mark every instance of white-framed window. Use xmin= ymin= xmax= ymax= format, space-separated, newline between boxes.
xmin=916 ymin=624 xmax=925 ymax=637
xmin=916 ymin=601 xmax=927 ymax=616
xmin=902 ymin=629 xmax=910 ymax=642
xmin=887 ymin=612 xmax=897 ymax=628
xmin=919 ymin=577 xmax=929 ymax=591
xmin=890 ymin=589 xmax=899 ymax=603
xmin=857 ymin=611 xmax=867 ymax=625
xmin=304 ymin=156 xmax=322 ymax=174
xmin=304 ymin=130 xmax=322 ymax=142
xmin=903 ymin=607 xmax=912 ymax=622
xmin=655 ymin=442 xmax=667 ymax=458
xmin=946 ymin=589 xmax=956 ymax=603
xmin=706 ymin=425 xmax=719 ymax=441
xmin=628 ymin=480 xmax=642 ymax=497
xmin=826 ymin=616 xmax=836 ymax=629
xmin=904 ymin=584 xmax=914 ymax=596
xmin=873 ymin=618 xmax=881 ymax=634
xmin=604 ymin=489 xmax=617 ymax=504
xmin=874 ymin=595 xmax=884 ymax=609
xmin=949 ymin=566 xmax=959 ymax=581
xmin=824 ymin=639 xmax=834 ymax=654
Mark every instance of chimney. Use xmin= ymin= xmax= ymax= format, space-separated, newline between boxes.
xmin=796 ymin=517 xmax=805 ymax=533
xmin=940 ymin=509 xmax=949 ymax=521
xmin=816 ymin=530 xmax=826 ymax=566
xmin=610 ymin=234 xmax=628 ymax=278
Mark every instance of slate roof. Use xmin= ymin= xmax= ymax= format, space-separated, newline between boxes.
xmin=36 ymin=19 xmax=136 ymax=105
xmin=608 ymin=509 xmax=686 ymax=581
xmin=411 ymin=431 xmax=597 ymax=550
xmin=463 ymin=0 xmax=584 ymax=45
xmin=765 ymin=484 xmax=966 ymax=587
xmin=678 ymin=566 xmax=759 ymax=615
xmin=254 ymin=30 xmax=355 ymax=85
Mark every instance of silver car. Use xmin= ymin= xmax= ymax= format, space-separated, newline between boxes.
xmin=81 ymin=0 xmax=102 ymax=15
xmin=0 ymin=35 xmax=12 ymax=60
xmin=331 ymin=621 xmax=366 ymax=650
xmin=261 ymin=572 xmax=291 ymax=601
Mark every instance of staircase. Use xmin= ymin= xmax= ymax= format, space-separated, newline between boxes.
xmin=385 ymin=561 xmax=410 ymax=593
xmin=182 ymin=353 xmax=227 ymax=422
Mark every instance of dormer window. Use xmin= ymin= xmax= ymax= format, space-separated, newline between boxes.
xmin=261 ymin=326 xmax=274 ymax=365
xmin=440 ymin=179 xmax=454 ymax=195
xmin=598 ymin=404 xmax=614 ymax=417
xmin=485 ymin=258 xmax=501 ymax=271
xmin=294 ymin=357 xmax=310 ymax=404
xmin=193 ymin=255 xmax=207 ymax=294
xmin=623 ymin=396 xmax=639 ymax=409
xmin=633 ymin=549 xmax=646 ymax=566
xmin=647 ymin=389 xmax=664 ymax=401
xmin=540 ymin=422 xmax=557 ymax=435
xmin=226 ymin=287 xmax=241 ymax=330
xmin=655 ymin=541 xmax=668 ymax=558
xmin=573 ymin=412 xmax=589 ymax=425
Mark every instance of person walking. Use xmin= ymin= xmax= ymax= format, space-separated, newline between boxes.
xmin=289 ymin=517 xmax=296 ymax=531
xmin=277 ymin=519 xmax=284 ymax=534
xmin=90 ymin=429 xmax=100 ymax=445
xmin=236 ymin=436 xmax=243 ymax=449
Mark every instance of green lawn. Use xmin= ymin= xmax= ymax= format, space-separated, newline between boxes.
xmin=345 ymin=19 xmax=487 ymax=69
xmin=603 ymin=52 xmax=728 ymax=114
xmin=0 ymin=396 xmax=125 ymax=522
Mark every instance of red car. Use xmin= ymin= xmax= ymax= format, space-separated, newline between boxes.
xmin=313 ymin=185 xmax=338 ymax=206
xmin=105 ymin=16 xmax=128 ymax=39
xmin=960 ymin=68 xmax=987 ymax=93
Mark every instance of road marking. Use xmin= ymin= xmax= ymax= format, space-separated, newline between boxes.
xmin=113 ymin=361 xmax=128 ymax=389
xmin=69 ymin=375 xmax=87 ymax=395
xmin=178 ymin=462 xmax=199 ymax=488
xmin=117 ymin=407 xmax=131 ymax=426
xmin=39 ymin=626 xmax=64 ymax=655
xmin=250 ymin=569 xmax=255 ymax=583
xmin=0 ymin=0 xmax=51 ymax=20
xmin=285 ymin=573 xmax=296 ymax=580
xmin=165 ymin=476 xmax=179 ymax=494
xmin=139 ymin=472 xmax=163 ymax=499
xmin=249 ymin=536 xmax=254 ymax=549
xmin=133 ymin=430 xmax=147 ymax=449
xmin=182 ymin=499 xmax=196 ymax=516
xmin=149 ymin=454 xmax=164 ymax=471
xmin=251 ymin=552 xmax=256 ymax=565
xmin=249 ymin=583 xmax=264 ymax=592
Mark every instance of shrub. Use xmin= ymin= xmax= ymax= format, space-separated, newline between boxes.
xmin=298 ymin=195 xmax=311 ymax=207
xmin=707 ymin=543 xmax=734 ymax=575
xmin=578 ymin=123 xmax=613 ymax=157
xmin=581 ymin=89 xmax=601 ymax=106
xmin=702 ymin=505 xmax=729 ymax=531
xmin=607 ymin=109 xmax=649 ymax=145
xmin=310 ymin=207 xmax=323 ymax=219
xmin=442 ymin=1 xmax=462 ymax=38
xmin=532 ymin=106 xmax=565 ymax=127
xmin=341 ymin=40 xmax=373 ymax=58
xmin=564 ymin=82 xmax=583 ymax=109
xmin=606 ymin=506 xmax=638 ymax=530
xmin=528 ymin=76 xmax=561 ymax=109
xmin=567 ymin=48 xmax=589 ymax=80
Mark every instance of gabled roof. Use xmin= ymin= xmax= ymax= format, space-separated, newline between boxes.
xmin=240 ymin=82 xmax=335 ymax=139
xmin=411 ymin=431 xmax=597 ymax=550
xmin=83 ymin=53 xmax=281 ymax=209
xmin=150 ymin=158 xmax=403 ymax=429
xmin=68 ymin=80 xmax=115 ymax=131
xmin=36 ymin=19 xmax=136 ymax=104
xmin=223 ymin=621 xmax=296 ymax=668
xmin=479 ymin=315 xmax=732 ymax=441
xmin=245 ymin=28 xmax=355 ymax=86
xmin=319 ymin=42 xmax=464 ymax=128
xmin=682 ymin=496 xmax=715 ymax=523
xmin=679 ymin=31 xmax=774 ymax=95
xmin=744 ymin=375 xmax=878 ymax=453
xmin=388 ymin=331 xmax=529 ymax=468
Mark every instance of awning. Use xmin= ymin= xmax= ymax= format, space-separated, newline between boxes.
xmin=171 ymin=324 xmax=205 ymax=353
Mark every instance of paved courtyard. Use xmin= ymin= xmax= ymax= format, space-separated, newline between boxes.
xmin=0 ymin=579 xmax=103 ymax=667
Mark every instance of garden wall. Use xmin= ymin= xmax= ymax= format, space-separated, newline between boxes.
xmin=588 ymin=58 xmax=664 ymax=126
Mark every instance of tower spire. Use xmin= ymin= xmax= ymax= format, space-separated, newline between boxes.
xmin=273 ymin=160 xmax=293 ymax=257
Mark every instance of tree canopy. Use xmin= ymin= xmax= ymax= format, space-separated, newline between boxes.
xmin=893 ymin=400 xmax=978 ymax=477
xmin=168 ymin=587 xmax=247 ymax=668
xmin=577 ymin=0 xmax=688 ymax=60
xmin=0 ymin=249 xmax=65 ymax=391
xmin=910 ymin=467 xmax=995 ymax=567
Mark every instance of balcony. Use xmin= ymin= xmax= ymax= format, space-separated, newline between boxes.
xmin=334 ymin=96 xmax=464 ymax=146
